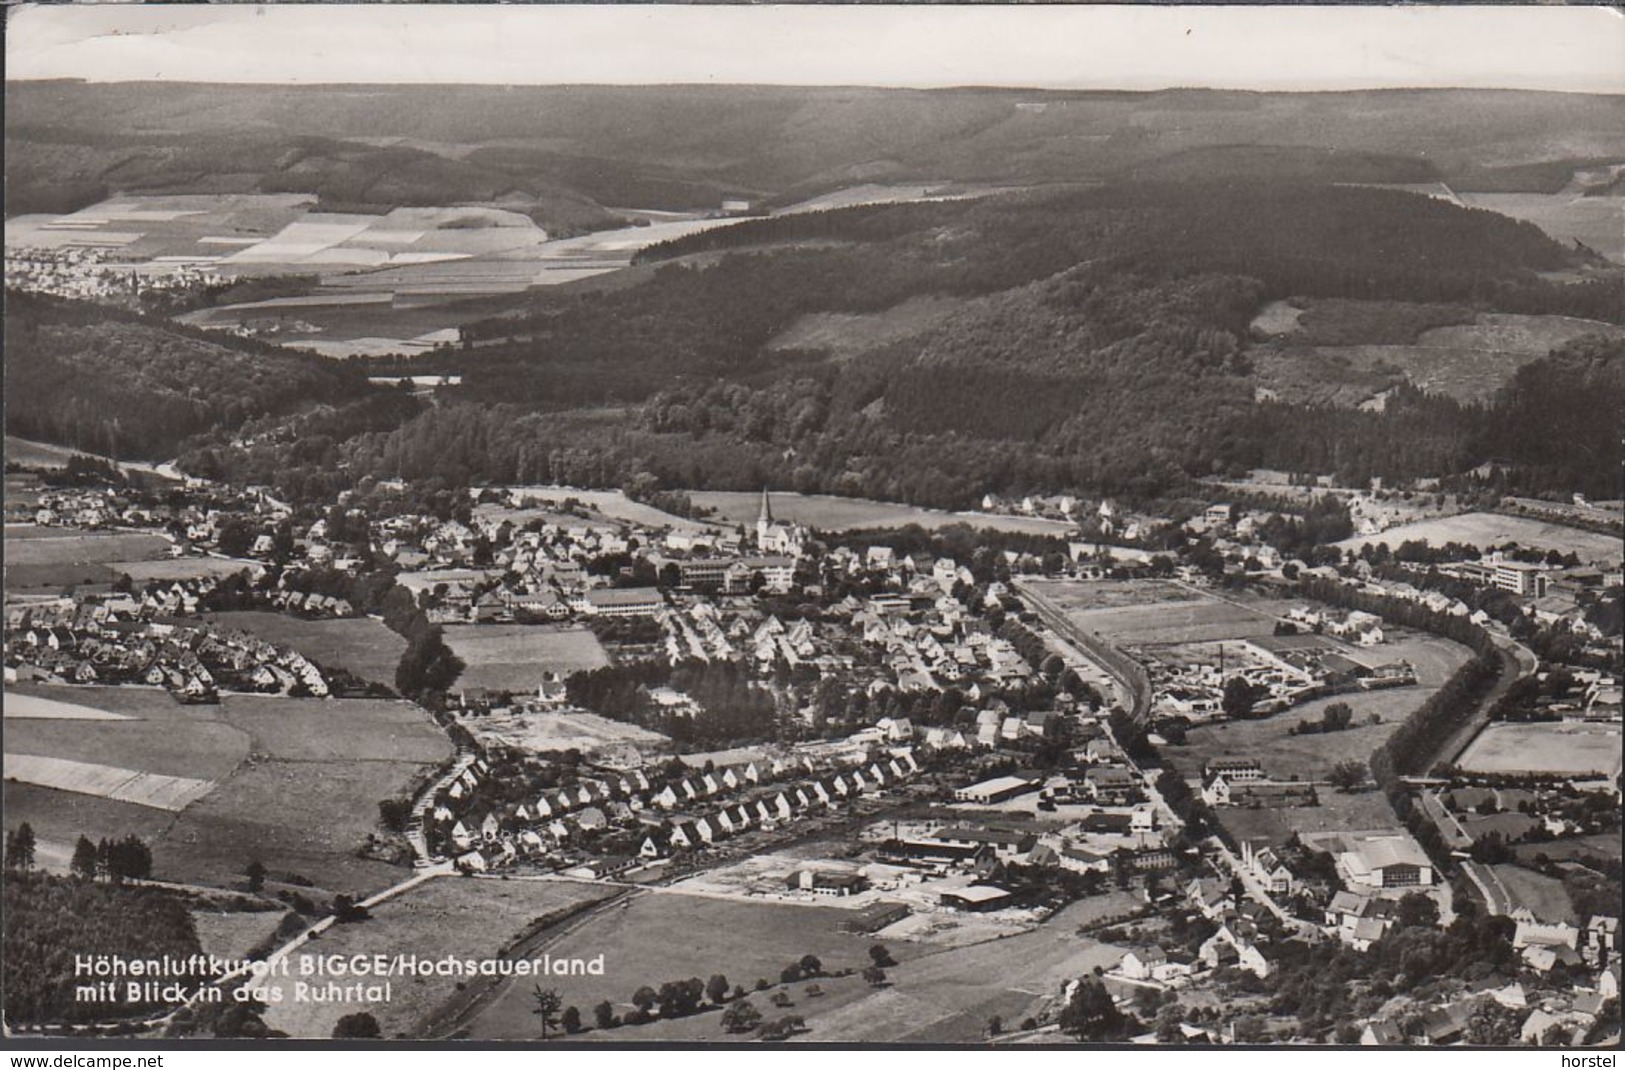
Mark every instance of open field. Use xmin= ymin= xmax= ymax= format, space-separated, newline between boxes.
xmin=5 ymin=437 xmax=105 ymax=469
xmin=1062 ymin=599 xmax=1280 ymax=647
xmin=1025 ymin=578 xmax=1199 ymax=612
xmin=1 ymin=684 xmax=450 ymax=894
xmin=1213 ymin=790 xmax=1408 ymax=844
xmin=1485 ymin=864 xmax=1577 ymax=924
xmin=0 ymin=781 xmax=177 ymax=868
xmin=3 ymin=692 xmax=134 ymax=720
xmin=765 ymin=296 xmax=961 ymax=358
xmin=503 ymin=486 xmax=711 ymax=532
xmin=110 ymin=557 xmax=260 ymax=583
xmin=191 ymin=908 xmax=290 ymax=963
xmin=1513 ymin=833 xmax=1622 ymax=866
xmin=153 ymin=756 xmax=435 ymax=894
xmin=1337 ymin=511 xmax=1622 ymax=564
xmin=3 ymin=527 xmax=191 ymax=590
xmin=1166 ymin=633 xmax=1471 ymax=781
xmin=263 ymin=876 xmax=619 ymax=1039
xmin=442 ymin=624 xmax=610 ymax=693
xmin=4 ymin=530 xmax=172 ymax=566
xmin=208 ymin=611 xmax=407 ymax=686
xmin=467 ymin=889 xmax=933 ymax=1041
xmin=1456 ymin=722 xmax=1623 ymax=778
xmin=463 ymin=708 xmax=669 ymax=755
xmin=1458 ymin=192 xmax=1625 ymax=264
xmin=217 ymin=695 xmax=450 ymax=763
xmin=685 ymin=490 xmax=1077 ymax=536
xmin=1 ymin=753 xmax=215 ymax=812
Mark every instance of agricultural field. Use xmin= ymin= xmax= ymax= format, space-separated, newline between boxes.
xmin=1455 ymin=722 xmax=1624 ymax=779
xmin=4 ymin=529 xmax=171 ymax=566
xmin=1482 ymin=863 xmax=1578 ymax=924
xmin=1025 ymin=578 xmax=1198 ymax=613
xmin=263 ymin=876 xmax=619 ymax=1039
xmin=442 ymin=624 xmax=610 ymax=693
xmin=208 ymin=610 xmax=407 ymax=687
xmin=1513 ymin=833 xmax=1622 ymax=866
xmin=1458 ymin=192 xmax=1625 ymax=264
xmin=152 ymin=754 xmax=437 ymax=895
xmin=466 ymin=889 xmax=933 ymax=1041
xmin=0 ymin=684 xmax=451 ymax=895
xmin=109 ymin=557 xmax=260 ymax=583
xmin=191 ymin=908 xmax=291 ymax=963
xmin=502 ymin=486 xmax=712 ymax=532
xmin=216 ymin=695 xmax=448 ymax=763
xmin=1336 ymin=511 xmax=1623 ymax=565
xmin=685 ymin=490 xmax=1077 ymax=536
xmin=461 ymin=707 xmax=669 ymax=755
xmin=1063 ymin=599 xmax=1280 ymax=647
xmin=3 ymin=692 xmax=134 ymax=720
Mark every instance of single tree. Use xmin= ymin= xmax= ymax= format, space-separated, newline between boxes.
xmin=798 ymin=954 xmax=822 ymax=976
xmin=721 ymin=999 xmax=762 ymax=1034
xmin=1327 ymin=760 xmax=1367 ymax=793
xmin=560 ymin=1006 xmax=582 ymax=1034
xmin=532 ymin=986 xmax=563 ymax=1040
xmin=71 ymin=836 xmax=99 ymax=880
xmin=705 ymin=973 xmax=730 ymax=1005
xmin=987 ymin=1015 xmax=1003 ymax=1037
xmin=332 ymin=1012 xmax=380 ymax=1039
xmin=868 ymin=943 xmax=895 ymax=968
xmin=861 ymin=966 xmax=887 ymax=987
xmin=245 ymin=858 xmax=267 ymax=892
xmin=593 ymin=1001 xmax=617 ymax=1030
xmin=6 ymin=823 xmax=36 ymax=872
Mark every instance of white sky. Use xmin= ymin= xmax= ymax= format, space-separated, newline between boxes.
xmin=5 ymin=4 xmax=1623 ymax=94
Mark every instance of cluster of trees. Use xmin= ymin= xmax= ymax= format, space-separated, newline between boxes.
xmin=6 ymin=291 xmax=370 ymax=461
xmin=68 ymin=835 xmax=154 ymax=883
xmin=3 ymin=871 xmax=206 ymax=1024
xmin=564 ymin=658 xmax=778 ymax=749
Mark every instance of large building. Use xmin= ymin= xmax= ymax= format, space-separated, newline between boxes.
xmin=755 ymin=489 xmax=807 ymax=557
xmin=583 ymin=587 xmax=665 ymax=617
xmin=1493 ymin=561 xmax=1551 ymax=597
xmin=952 ymin=775 xmax=1040 ymax=805
xmin=1339 ymin=834 xmax=1434 ymax=890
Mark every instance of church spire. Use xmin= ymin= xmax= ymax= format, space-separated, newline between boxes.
xmin=757 ymin=486 xmax=774 ymax=526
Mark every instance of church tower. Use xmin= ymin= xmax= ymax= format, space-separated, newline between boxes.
xmin=756 ymin=487 xmax=774 ymax=548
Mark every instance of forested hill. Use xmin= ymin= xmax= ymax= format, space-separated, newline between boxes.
xmin=163 ymin=178 xmax=1622 ymax=509
xmin=4 ymin=292 xmax=374 ymax=461
xmin=9 ymin=83 xmax=1625 ymax=222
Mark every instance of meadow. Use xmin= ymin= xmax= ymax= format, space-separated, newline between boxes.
xmin=466 ymin=889 xmax=930 ymax=1042
xmin=1455 ymin=722 xmax=1623 ymax=779
xmin=685 ymin=490 xmax=1076 ymax=536
xmin=1336 ymin=511 xmax=1623 ymax=564
xmin=442 ymin=624 xmax=611 ymax=693
xmin=208 ymin=611 xmax=407 ymax=687
xmin=262 ymin=876 xmax=619 ymax=1039
xmin=0 ymin=684 xmax=451 ymax=896
xmin=1062 ymin=600 xmax=1280 ymax=647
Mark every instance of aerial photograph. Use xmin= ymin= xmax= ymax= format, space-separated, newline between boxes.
xmin=1 ymin=3 xmax=1621 ymax=1050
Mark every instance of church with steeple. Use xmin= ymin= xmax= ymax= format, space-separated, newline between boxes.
xmin=754 ymin=487 xmax=808 ymax=557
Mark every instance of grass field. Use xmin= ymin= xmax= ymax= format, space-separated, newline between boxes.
xmin=464 ymin=708 xmax=669 ymax=755
xmin=1 ymin=753 xmax=214 ymax=811
xmin=503 ymin=487 xmax=712 ymax=532
xmin=685 ymin=490 xmax=1076 ymax=536
xmin=110 ymin=557 xmax=259 ymax=583
xmin=3 ymin=692 xmax=134 ymax=720
xmin=1064 ymin=599 xmax=1280 ymax=647
xmin=1026 ymin=578 xmax=1198 ymax=612
xmin=218 ymin=695 xmax=449 ymax=763
xmin=209 ymin=610 xmax=407 ymax=686
xmin=1485 ymin=863 xmax=1577 ymax=924
xmin=191 ymin=908 xmax=291 ymax=963
xmin=442 ymin=624 xmax=610 ymax=693
xmin=467 ymin=889 xmax=932 ymax=1041
xmin=765 ymin=296 xmax=960 ymax=358
xmin=262 ymin=877 xmax=619 ymax=1039
xmin=4 ymin=437 xmax=116 ymax=470
xmin=5 ymin=530 xmax=173 ymax=566
xmin=1456 ymin=722 xmax=1623 ymax=778
xmin=1336 ymin=511 xmax=1622 ymax=565
xmin=153 ymin=756 xmax=436 ymax=894
xmin=1166 ymin=634 xmax=1471 ymax=779
xmin=1513 ymin=833 xmax=1622 ymax=866
xmin=1 ymin=684 xmax=451 ymax=895
xmin=1458 ymin=192 xmax=1625 ymax=264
